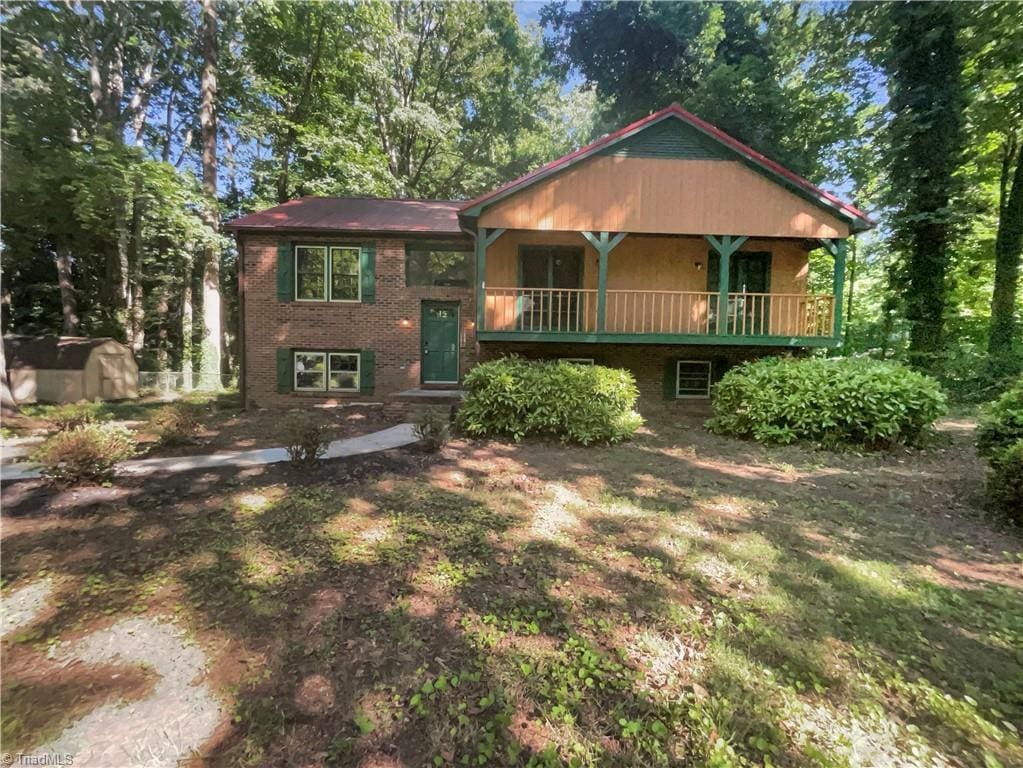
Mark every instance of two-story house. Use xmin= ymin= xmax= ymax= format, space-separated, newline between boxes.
xmin=227 ymin=104 xmax=872 ymax=408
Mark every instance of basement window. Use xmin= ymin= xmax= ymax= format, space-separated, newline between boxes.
xmin=294 ymin=351 xmax=360 ymax=392
xmin=676 ymin=360 xmax=712 ymax=398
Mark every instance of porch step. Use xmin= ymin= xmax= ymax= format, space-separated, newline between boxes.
xmin=391 ymin=388 xmax=465 ymax=403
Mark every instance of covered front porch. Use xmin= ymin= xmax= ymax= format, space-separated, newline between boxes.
xmin=474 ymin=228 xmax=847 ymax=346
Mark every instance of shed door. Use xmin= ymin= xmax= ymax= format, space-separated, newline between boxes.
xmin=99 ymin=353 xmax=129 ymax=400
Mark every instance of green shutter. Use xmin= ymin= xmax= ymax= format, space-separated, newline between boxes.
xmin=360 ymin=349 xmax=375 ymax=394
xmin=360 ymin=243 xmax=376 ymax=303
xmin=277 ymin=240 xmax=294 ymax=301
xmin=663 ymin=358 xmax=678 ymax=400
xmin=276 ymin=348 xmax=293 ymax=393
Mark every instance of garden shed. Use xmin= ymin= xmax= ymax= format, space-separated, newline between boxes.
xmin=3 ymin=335 xmax=138 ymax=404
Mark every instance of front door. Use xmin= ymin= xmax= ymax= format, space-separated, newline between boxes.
xmin=421 ymin=301 xmax=460 ymax=384
xmin=518 ymin=246 xmax=584 ymax=331
xmin=708 ymin=251 xmax=772 ymax=334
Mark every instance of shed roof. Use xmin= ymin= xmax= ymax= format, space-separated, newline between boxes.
xmin=225 ymin=196 xmax=464 ymax=235
xmin=3 ymin=335 xmax=124 ymax=370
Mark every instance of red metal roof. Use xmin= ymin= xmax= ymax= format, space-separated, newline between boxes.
xmin=226 ymin=196 xmax=465 ymax=235
xmin=460 ymin=103 xmax=874 ymax=229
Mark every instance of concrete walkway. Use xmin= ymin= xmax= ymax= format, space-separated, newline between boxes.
xmin=0 ymin=423 xmax=419 ymax=483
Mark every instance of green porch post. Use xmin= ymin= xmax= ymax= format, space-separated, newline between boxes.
xmin=475 ymin=227 xmax=505 ymax=332
xmin=705 ymin=235 xmax=748 ymax=335
xmin=582 ymin=231 xmax=627 ymax=331
xmin=821 ymin=238 xmax=847 ymax=341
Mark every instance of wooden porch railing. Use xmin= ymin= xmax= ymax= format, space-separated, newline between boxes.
xmin=483 ymin=287 xmax=835 ymax=337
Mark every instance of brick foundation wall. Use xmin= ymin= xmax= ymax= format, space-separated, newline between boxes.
xmin=240 ymin=234 xmax=476 ymax=409
xmin=478 ymin=342 xmax=778 ymax=403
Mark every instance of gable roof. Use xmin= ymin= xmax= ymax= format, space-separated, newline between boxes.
xmin=3 ymin=335 xmax=123 ymax=370
xmin=459 ymin=103 xmax=874 ymax=232
xmin=225 ymin=197 xmax=465 ymax=236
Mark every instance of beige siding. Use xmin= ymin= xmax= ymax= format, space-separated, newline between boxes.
xmin=478 ymin=155 xmax=849 ymax=239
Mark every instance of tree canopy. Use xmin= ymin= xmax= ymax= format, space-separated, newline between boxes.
xmin=1 ymin=0 xmax=1020 ymax=395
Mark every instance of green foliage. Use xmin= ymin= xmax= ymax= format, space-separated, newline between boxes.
xmin=413 ymin=408 xmax=450 ymax=453
xmin=987 ymin=439 xmax=1023 ymax=520
xmin=46 ymin=401 xmax=105 ymax=432
xmin=33 ymin=423 xmax=136 ymax=485
xmin=458 ymin=358 xmax=643 ymax=445
xmin=280 ymin=410 xmax=329 ymax=468
xmin=976 ymin=380 xmax=1023 ymax=459
xmin=707 ymin=356 xmax=947 ymax=449
xmin=149 ymin=404 xmax=202 ymax=446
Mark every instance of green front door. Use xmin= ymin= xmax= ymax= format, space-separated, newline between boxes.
xmin=421 ymin=301 xmax=460 ymax=384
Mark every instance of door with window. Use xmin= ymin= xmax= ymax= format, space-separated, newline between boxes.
xmin=708 ymin=251 xmax=771 ymax=334
xmin=421 ymin=302 xmax=460 ymax=384
xmin=518 ymin=246 xmax=583 ymax=331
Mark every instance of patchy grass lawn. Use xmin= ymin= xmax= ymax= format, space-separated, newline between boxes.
xmin=1 ymin=411 xmax=1021 ymax=767
xmin=6 ymin=390 xmax=396 ymax=457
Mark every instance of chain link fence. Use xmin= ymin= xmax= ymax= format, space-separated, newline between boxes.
xmin=138 ymin=371 xmax=236 ymax=398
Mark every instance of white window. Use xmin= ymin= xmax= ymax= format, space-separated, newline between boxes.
xmin=295 ymin=246 xmax=328 ymax=301
xmin=294 ymin=351 xmax=360 ymax=392
xmin=330 ymin=247 xmax=361 ymax=301
xmin=294 ymin=351 xmax=327 ymax=390
xmin=676 ymin=360 xmax=712 ymax=398
xmin=328 ymin=352 xmax=360 ymax=392
xmin=295 ymin=245 xmax=361 ymax=301
xmin=559 ymin=358 xmax=595 ymax=366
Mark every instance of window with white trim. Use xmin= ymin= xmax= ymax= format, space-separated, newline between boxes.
xmin=676 ymin=360 xmax=712 ymax=398
xmin=294 ymin=351 xmax=360 ymax=392
xmin=295 ymin=245 xmax=361 ymax=301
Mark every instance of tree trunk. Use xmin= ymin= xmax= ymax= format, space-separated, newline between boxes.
xmin=987 ymin=136 xmax=1023 ymax=375
xmin=128 ymin=175 xmax=145 ymax=355
xmin=199 ymin=0 xmax=221 ymax=391
xmin=54 ymin=244 xmax=80 ymax=335
xmin=181 ymin=254 xmax=194 ymax=392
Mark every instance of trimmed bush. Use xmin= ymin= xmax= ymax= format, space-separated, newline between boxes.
xmin=150 ymin=404 xmax=201 ymax=446
xmin=976 ymin=379 xmax=1023 ymax=459
xmin=280 ymin=411 xmax=330 ymax=467
xmin=47 ymin=401 xmax=105 ymax=431
xmin=414 ymin=408 xmax=451 ymax=453
xmin=458 ymin=358 xmax=643 ymax=444
xmin=33 ymin=422 xmax=136 ymax=485
xmin=987 ymin=439 xmax=1023 ymax=520
xmin=706 ymin=357 xmax=947 ymax=449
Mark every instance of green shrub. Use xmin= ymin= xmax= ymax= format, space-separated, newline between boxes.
xmin=706 ymin=356 xmax=947 ymax=449
xmin=150 ymin=404 xmax=202 ymax=445
xmin=413 ymin=408 xmax=451 ymax=452
xmin=976 ymin=379 xmax=1023 ymax=459
xmin=47 ymin=401 xmax=105 ymax=431
xmin=280 ymin=411 xmax=330 ymax=467
xmin=987 ymin=439 xmax=1023 ymax=520
xmin=457 ymin=358 xmax=643 ymax=444
xmin=33 ymin=422 xmax=136 ymax=485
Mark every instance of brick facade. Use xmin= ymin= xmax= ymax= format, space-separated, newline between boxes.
xmin=241 ymin=233 xmax=791 ymax=409
xmin=240 ymin=234 xmax=476 ymax=409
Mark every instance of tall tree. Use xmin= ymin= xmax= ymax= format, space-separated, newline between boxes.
xmin=543 ymin=1 xmax=873 ymax=185
xmin=884 ymin=2 xmax=965 ymax=371
xmin=961 ymin=3 xmax=1023 ymax=376
xmin=199 ymin=0 xmax=221 ymax=388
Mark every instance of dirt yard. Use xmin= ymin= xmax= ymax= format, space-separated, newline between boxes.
xmin=2 ymin=411 xmax=1020 ymax=767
